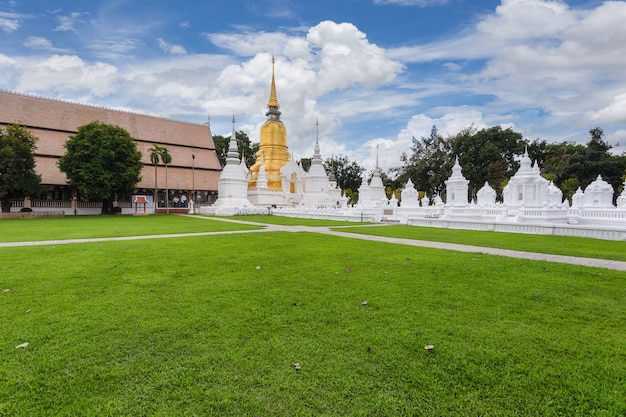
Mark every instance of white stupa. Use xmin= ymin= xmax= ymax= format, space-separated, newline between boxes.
xmin=400 ymin=179 xmax=420 ymax=208
xmin=502 ymin=148 xmax=559 ymax=208
xmin=368 ymin=143 xmax=387 ymax=206
xmin=445 ymin=156 xmax=469 ymax=207
xmin=579 ymin=175 xmax=615 ymax=208
xmin=301 ymin=120 xmax=332 ymax=207
xmin=213 ymin=116 xmax=253 ymax=212
xmin=476 ymin=182 xmax=497 ymax=206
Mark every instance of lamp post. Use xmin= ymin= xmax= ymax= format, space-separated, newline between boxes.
xmin=191 ymin=154 xmax=195 ymax=214
xmin=192 ymin=154 xmax=195 ymax=203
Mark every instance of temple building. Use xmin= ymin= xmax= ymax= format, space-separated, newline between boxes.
xmin=0 ymin=90 xmax=221 ymax=213
xmin=209 ymin=57 xmax=343 ymax=212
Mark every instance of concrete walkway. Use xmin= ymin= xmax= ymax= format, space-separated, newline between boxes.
xmin=2 ymin=215 xmax=626 ymax=272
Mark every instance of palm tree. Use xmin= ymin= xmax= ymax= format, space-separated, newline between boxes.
xmin=159 ymin=147 xmax=172 ymax=214
xmin=149 ymin=144 xmax=163 ymax=207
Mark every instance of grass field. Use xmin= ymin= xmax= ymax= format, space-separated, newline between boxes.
xmin=336 ymin=223 xmax=626 ymax=262
xmin=220 ymin=214 xmax=362 ymax=227
xmin=0 ymin=215 xmax=261 ymax=243
xmin=1 ymin=215 xmax=625 ymax=416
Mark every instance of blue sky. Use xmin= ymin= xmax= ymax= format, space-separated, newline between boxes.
xmin=1 ymin=0 xmax=625 ymax=172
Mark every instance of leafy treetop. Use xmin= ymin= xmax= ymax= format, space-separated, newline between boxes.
xmin=0 ymin=124 xmax=42 ymax=212
xmin=58 ymin=121 xmax=143 ymax=214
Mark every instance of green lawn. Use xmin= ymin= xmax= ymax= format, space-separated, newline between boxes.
xmin=221 ymin=214 xmax=362 ymax=227
xmin=1 ymin=226 xmax=624 ymax=416
xmin=336 ymin=224 xmax=626 ymax=262
xmin=0 ymin=215 xmax=261 ymax=243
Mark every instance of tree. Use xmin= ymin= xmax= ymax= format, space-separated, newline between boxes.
xmin=557 ymin=128 xmax=626 ymax=199
xmin=58 ymin=121 xmax=143 ymax=214
xmin=298 ymin=158 xmax=312 ymax=172
xmin=323 ymin=155 xmax=365 ymax=193
xmin=149 ymin=144 xmax=163 ymax=206
xmin=213 ymin=131 xmax=259 ymax=168
xmin=160 ymin=147 xmax=172 ymax=213
xmin=0 ymin=124 xmax=42 ymax=212
xmin=452 ymin=126 xmax=525 ymax=200
xmin=392 ymin=126 xmax=454 ymax=200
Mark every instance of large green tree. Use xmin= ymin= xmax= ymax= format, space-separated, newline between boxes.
xmin=452 ymin=126 xmax=526 ymax=199
xmin=532 ymin=128 xmax=626 ymax=201
xmin=213 ymin=131 xmax=259 ymax=168
xmin=393 ymin=126 xmax=454 ymax=200
xmin=0 ymin=124 xmax=42 ymax=212
xmin=58 ymin=121 xmax=143 ymax=214
xmin=560 ymin=128 xmax=625 ymax=195
xmin=323 ymin=155 xmax=365 ymax=193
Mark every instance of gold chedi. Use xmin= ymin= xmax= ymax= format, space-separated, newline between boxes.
xmin=249 ymin=57 xmax=290 ymax=188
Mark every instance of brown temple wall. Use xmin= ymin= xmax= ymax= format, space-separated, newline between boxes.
xmin=0 ymin=90 xmax=222 ymax=193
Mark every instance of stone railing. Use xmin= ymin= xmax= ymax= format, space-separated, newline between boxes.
xmin=0 ymin=211 xmax=65 ymax=219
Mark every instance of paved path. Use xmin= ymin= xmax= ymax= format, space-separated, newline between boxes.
xmin=2 ymin=215 xmax=626 ymax=272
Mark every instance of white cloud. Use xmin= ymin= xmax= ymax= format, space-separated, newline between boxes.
xmin=199 ymin=21 xmax=405 ymax=163
xmin=158 ymin=38 xmax=187 ymax=55
xmin=349 ymin=109 xmax=491 ymax=172
xmin=0 ymin=11 xmax=22 ymax=32
xmin=89 ymin=39 xmax=140 ymax=60
xmin=387 ymin=0 xmax=626 ymax=142
xmin=203 ymin=31 xmax=295 ymax=56
xmin=373 ymin=0 xmax=448 ymax=6
xmin=584 ymin=93 xmax=626 ymax=124
xmin=476 ymin=0 xmax=576 ymax=40
xmin=308 ymin=21 xmax=404 ymax=92
xmin=17 ymin=55 xmax=119 ymax=97
xmin=0 ymin=53 xmax=16 ymax=67
xmin=54 ymin=12 xmax=82 ymax=32
xmin=23 ymin=36 xmax=71 ymax=53
xmin=23 ymin=37 xmax=53 ymax=49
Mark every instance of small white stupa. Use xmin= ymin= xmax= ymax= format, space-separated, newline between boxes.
xmin=400 ymin=179 xmax=420 ymax=208
xmin=502 ymin=148 xmax=557 ymax=208
xmin=301 ymin=120 xmax=332 ymax=207
xmin=213 ymin=116 xmax=253 ymax=212
xmin=445 ymin=156 xmax=469 ymax=207
xmin=580 ymin=175 xmax=615 ymax=208
xmin=368 ymin=143 xmax=387 ymax=206
xmin=476 ymin=182 xmax=497 ymax=206
xmin=279 ymin=153 xmax=305 ymax=205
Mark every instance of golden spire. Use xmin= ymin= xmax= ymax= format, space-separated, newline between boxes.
xmin=267 ymin=55 xmax=279 ymax=109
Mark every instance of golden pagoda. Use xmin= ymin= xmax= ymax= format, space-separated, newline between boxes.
xmin=249 ymin=57 xmax=290 ymax=188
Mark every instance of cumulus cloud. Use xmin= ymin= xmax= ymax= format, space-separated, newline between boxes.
xmin=388 ymin=0 xmax=626 ymax=144
xmin=17 ymin=55 xmax=119 ymax=97
xmin=200 ymin=21 xmax=405 ymax=161
xmin=308 ymin=21 xmax=404 ymax=92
